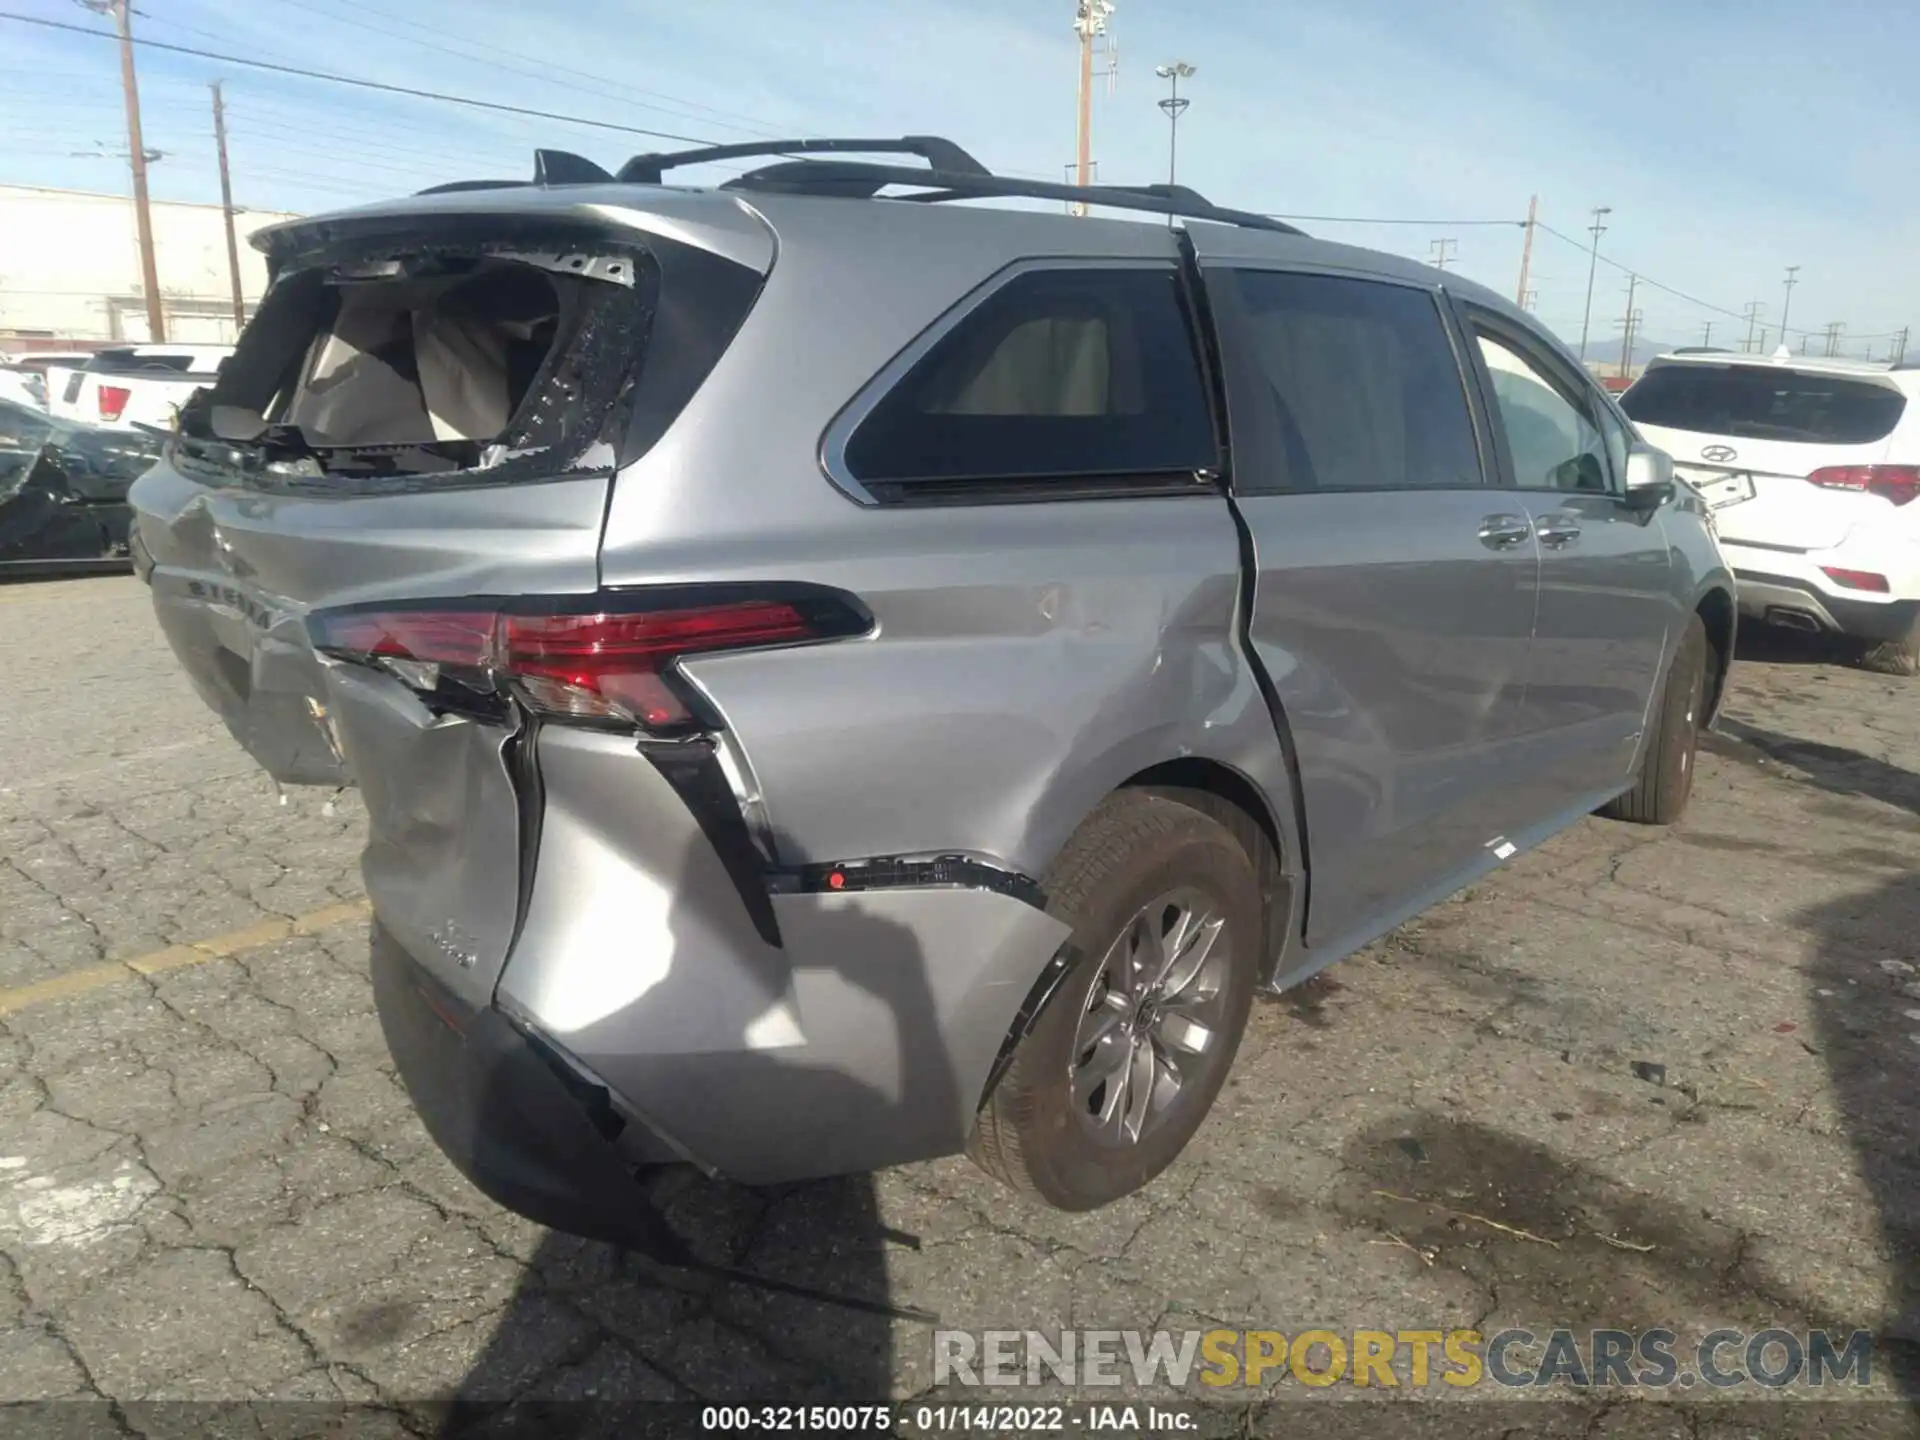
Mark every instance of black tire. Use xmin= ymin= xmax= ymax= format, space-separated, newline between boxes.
xmin=1601 ymin=612 xmax=1708 ymax=825
xmin=968 ymin=790 xmax=1261 ymax=1210
xmin=1844 ymin=616 xmax=1920 ymax=677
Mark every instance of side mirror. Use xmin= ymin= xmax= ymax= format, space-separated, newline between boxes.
xmin=1622 ymin=444 xmax=1675 ymax=512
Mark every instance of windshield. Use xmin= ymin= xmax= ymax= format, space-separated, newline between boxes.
xmin=1622 ymin=364 xmax=1906 ymax=445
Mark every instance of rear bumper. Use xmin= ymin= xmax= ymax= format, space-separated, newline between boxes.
xmin=370 ymin=922 xmax=695 ymax=1262
xmin=1729 ymin=567 xmax=1920 ymax=643
xmin=1722 ymin=538 xmax=1920 ymax=642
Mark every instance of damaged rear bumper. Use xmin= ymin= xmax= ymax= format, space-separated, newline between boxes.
xmin=370 ymin=921 xmax=696 ymax=1263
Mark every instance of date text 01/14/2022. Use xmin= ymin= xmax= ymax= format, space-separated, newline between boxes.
xmin=697 ymin=1404 xmax=1199 ymax=1432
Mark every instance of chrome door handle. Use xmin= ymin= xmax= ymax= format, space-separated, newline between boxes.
xmin=1535 ymin=512 xmax=1583 ymax=548
xmin=1478 ymin=513 xmax=1532 ymax=549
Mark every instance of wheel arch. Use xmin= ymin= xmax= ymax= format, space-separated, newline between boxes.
xmin=1693 ymin=581 xmax=1736 ymax=725
xmin=1119 ymin=756 xmax=1295 ymax=988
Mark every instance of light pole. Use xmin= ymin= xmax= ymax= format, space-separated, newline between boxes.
xmin=1578 ymin=205 xmax=1611 ymax=364
xmin=1154 ymin=61 xmax=1194 ymax=226
xmin=1779 ymin=265 xmax=1800 ymax=348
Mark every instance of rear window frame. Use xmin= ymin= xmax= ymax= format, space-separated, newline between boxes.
xmin=174 ymin=233 xmax=653 ymax=496
xmin=1621 ymin=361 xmax=1908 ymax=447
xmin=170 ymin=216 xmax=766 ymax=498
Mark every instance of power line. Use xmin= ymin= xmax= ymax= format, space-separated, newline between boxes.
xmin=244 ymin=0 xmax=770 ymax=139
xmin=311 ymin=0 xmax=783 ymax=135
xmin=0 ymin=11 xmax=720 ymax=147
xmin=1534 ymin=218 xmax=1907 ymax=341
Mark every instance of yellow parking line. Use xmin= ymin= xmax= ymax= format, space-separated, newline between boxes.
xmin=0 ymin=899 xmax=371 ymax=1017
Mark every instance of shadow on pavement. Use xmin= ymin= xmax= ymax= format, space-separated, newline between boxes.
xmin=1707 ymin=716 xmax=1920 ymax=821
xmin=1735 ymin=621 xmax=1851 ymax=668
xmin=1698 ymin=709 xmax=1920 ymax=1403
xmin=1800 ymin=879 xmax=1920 ymax=1401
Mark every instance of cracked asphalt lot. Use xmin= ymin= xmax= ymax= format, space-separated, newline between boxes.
xmin=2 ymin=575 xmax=1918 ymax=1435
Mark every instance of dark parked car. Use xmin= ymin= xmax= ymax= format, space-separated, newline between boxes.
xmin=0 ymin=395 xmax=162 ymax=574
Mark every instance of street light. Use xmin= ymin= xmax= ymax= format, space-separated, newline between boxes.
xmin=1154 ymin=61 xmax=1194 ymax=226
xmin=1578 ymin=205 xmax=1612 ymax=364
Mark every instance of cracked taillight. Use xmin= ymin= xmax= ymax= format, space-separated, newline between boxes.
xmin=310 ymin=591 xmax=868 ymax=732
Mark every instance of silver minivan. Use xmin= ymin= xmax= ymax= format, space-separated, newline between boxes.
xmin=129 ymin=137 xmax=1733 ymax=1262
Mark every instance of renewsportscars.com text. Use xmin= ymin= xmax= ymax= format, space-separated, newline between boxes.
xmin=932 ymin=1327 xmax=1875 ymax=1390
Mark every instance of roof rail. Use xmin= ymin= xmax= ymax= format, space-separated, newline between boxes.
xmin=719 ymin=160 xmax=1305 ymax=235
xmin=406 ymin=137 xmax=1305 ymax=236
xmin=616 ymin=136 xmax=989 ymax=185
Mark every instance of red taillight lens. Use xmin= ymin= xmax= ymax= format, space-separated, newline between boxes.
xmin=1820 ymin=566 xmax=1891 ymax=593
xmin=311 ymin=596 xmax=859 ymax=731
xmin=501 ymin=604 xmax=813 ymax=727
xmin=1807 ymin=465 xmax=1920 ymax=507
xmin=97 ymin=385 xmax=131 ymax=421
xmin=316 ymin=610 xmax=496 ymax=666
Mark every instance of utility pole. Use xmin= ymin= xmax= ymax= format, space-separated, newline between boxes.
xmin=1823 ymin=322 xmax=1842 ymax=357
xmin=86 ymin=0 xmax=165 ymax=340
xmin=1895 ymin=327 xmax=1910 ymax=365
xmin=1071 ymin=1 xmax=1114 ymax=217
xmin=1514 ymin=194 xmax=1537 ymax=306
xmin=1700 ymin=320 xmax=1714 ymax=347
xmin=1741 ymin=301 xmax=1763 ymax=353
xmin=1430 ymin=237 xmax=1457 ymax=271
xmin=1779 ymin=265 xmax=1799 ymax=347
xmin=1578 ymin=205 xmax=1611 ymax=363
xmin=1618 ymin=273 xmax=1639 ymax=378
xmin=1153 ymin=61 xmax=1194 ymax=227
xmin=210 ymin=82 xmax=246 ymax=332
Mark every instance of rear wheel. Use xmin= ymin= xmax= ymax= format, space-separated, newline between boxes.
xmin=1844 ymin=615 xmax=1920 ymax=677
xmin=968 ymin=791 xmax=1260 ymax=1210
xmin=1601 ymin=612 xmax=1708 ymax=825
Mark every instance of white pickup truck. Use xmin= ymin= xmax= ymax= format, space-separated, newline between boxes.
xmin=49 ymin=343 xmax=232 ymax=434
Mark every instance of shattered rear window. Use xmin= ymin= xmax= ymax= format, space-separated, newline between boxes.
xmin=176 ymin=241 xmax=660 ymax=493
xmin=285 ymin=265 xmax=560 ymax=448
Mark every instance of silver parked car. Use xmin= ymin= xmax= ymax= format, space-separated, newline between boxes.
xmin=129 ymin=137 xmax=1733 ymax=1258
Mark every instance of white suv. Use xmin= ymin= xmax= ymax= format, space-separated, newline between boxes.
xmin=1622 ymin=349 xmax=1920 ymax=673
xmin=49 ymin=343 xmax=231 ymax=434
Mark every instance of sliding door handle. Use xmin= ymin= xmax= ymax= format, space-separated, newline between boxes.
xmin=1478 ymin=514 xmax=1533 ymax=550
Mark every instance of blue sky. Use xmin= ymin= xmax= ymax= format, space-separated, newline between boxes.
xmin=3 ymin=0 xmax=1915 ymax=357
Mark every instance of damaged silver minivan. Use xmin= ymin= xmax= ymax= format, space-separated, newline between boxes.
xmin=131 ymin=138 xmax=1733 ymax=1262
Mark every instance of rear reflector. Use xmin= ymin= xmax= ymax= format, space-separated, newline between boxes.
xmin=312 ymin=592 xmax=867 ymax=732
xmin=1820 ymin=566 xmax=1891 ymax=593
xmin=96 ymin=385 xmax=131 ymax=421
xmin=1808 ymin=465 xmax=1920 ymax=507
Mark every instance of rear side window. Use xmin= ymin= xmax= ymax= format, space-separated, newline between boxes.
xmin=1221 ymin=270 xmax=1482 ymax=492
xmin=1621 ymin=364 xmax=1907 ymax=445
xmin=841 ymin=266 xmax=1216 ymax=493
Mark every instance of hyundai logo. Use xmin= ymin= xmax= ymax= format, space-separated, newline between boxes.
xmin=1701 ymin=444 xmax=1738 ymax=463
